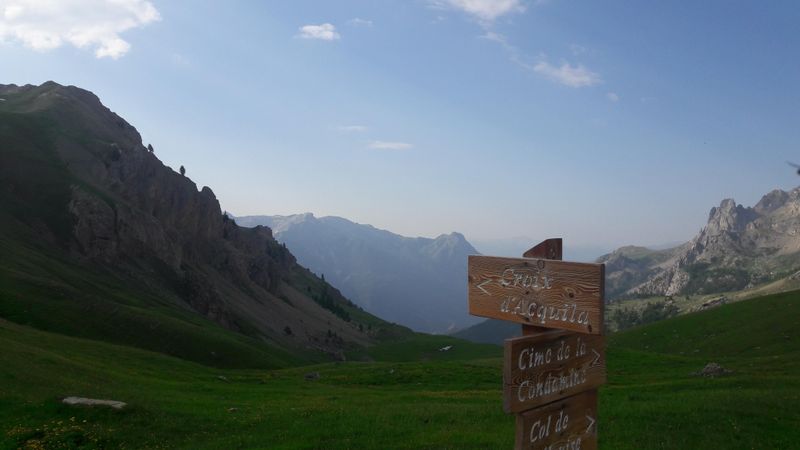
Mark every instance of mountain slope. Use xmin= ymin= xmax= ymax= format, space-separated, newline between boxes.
xmin=235 ymin=214 xmax=482 ymax=333
xmin=0 ymin=81 xmax=406 ymax=367
xmin=599 ymin=187 xmax=800 ymax=299
xmin=452 ymin=318 xmax=518 ymax=345
xmin=597 ymin=244 xmax=687 ymax=299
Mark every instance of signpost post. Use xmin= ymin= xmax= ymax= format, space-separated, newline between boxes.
xmin=467 ymin=238 xmax=606 ymax=450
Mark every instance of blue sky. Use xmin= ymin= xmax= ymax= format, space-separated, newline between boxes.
xmin=2 ymin=0 xmax=799 ymax=249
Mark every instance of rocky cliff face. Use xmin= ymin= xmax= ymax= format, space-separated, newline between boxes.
xmin=0 ymin=81 xmax=376 ymax=357
xmin=601 ymin=188 xmax=800 ymax=298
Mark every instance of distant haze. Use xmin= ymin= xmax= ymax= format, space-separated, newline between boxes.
xmin=469 ymin=237 xmax=611 ymax=263
xmin=235 ymin=213 xmax=483 ymax=333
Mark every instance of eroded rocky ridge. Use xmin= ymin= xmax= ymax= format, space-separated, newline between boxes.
xmin=600 ymin=188 xmax=800 ymax=298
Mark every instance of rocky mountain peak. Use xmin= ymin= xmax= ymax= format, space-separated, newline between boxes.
xmin=432 ymin=231 xmax=469 ymax=247
xmin=705 ymin=198 xmax=757 ymax=235
xmin=609 ymin=186 xmax=800 ymax=298
xmin=420 ymin=232 xmax=478 ymax=265
xmin=754 ymin=189 xmax=790 ymax=215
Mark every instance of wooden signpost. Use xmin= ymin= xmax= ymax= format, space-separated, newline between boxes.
xmin=515 ymin=390 xmax=598 ymax=450
xmin=503 ymin=331 xmax=605 ymax=413
xmin=467 ymin=257 xmax=604 ymax=334
xmin=467 ymin=238 xmax=606 ymax=450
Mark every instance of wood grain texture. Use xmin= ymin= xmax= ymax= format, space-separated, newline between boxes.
xmin=514 ymin=390 xmax=598 ymax=450
xmin=468 ymin=256 xmax=605 ymax=334
xmin=522 ymin=239 xmax=563 ymax=335
xmin=503 ymin=331 xmax=606 ymax=413
xmin=523 ymin=238 xmax=562 ymax=260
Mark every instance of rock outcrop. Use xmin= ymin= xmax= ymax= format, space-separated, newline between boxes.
xmin=600 ymin=188 xmax=800 ymax=298
xmin=62 ymin=397 xmax=127 ymax=410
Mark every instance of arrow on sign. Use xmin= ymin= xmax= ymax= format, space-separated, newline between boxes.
xmin=586 ymin=414 xmax=596 ymax=434
xmin=477 ymin=279 xmax=493 ymax=295
xmin=590 ymin=349 xmax=602 ymax=367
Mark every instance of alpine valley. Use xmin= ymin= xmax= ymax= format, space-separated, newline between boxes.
xmin=1 ymin=81 xmax=798 ymax=450
xmin=0 ymin=81 xmax=497 ymax=368
xmin=234 ymin=213 xmax=482 ymax=333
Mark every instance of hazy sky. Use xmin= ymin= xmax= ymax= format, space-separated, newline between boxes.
xmin=2 ymin=0 xmax=799 ymax=248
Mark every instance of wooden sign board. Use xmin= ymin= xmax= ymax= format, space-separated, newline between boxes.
xmin=515 ymin=389 xmax=598 ymax=450
xmin=467 ymin=255 xmax=604 ymax=335
xmin=503 ymin=331 xmax=606 ymax=413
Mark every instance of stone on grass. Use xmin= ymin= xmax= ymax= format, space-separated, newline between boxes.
xmin=693 ymin=362 xmax=733 ymax=377
xmin=62 ymin=397 xmax=127 ymax=409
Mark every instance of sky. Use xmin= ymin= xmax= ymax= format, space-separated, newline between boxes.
xmin=1 ymin=0 xmax=799 ymax=250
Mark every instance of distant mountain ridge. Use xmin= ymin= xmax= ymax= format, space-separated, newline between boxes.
xmin=235 ymin=213 xmax=482 ymax=333
xmin=599 ymin=187 xmax=800 ymax=298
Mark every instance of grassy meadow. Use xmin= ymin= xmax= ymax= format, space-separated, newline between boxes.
xmin=1 ymin=290 xmax=799 ymax=449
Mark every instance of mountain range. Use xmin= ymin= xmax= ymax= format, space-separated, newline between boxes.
xmin=0 ymin=81 xmax=412 ymax=366
xmin=457 ymin=187 xmax=800 ymax=344
xmin=599 ymin=189 xmax=800 ymax=299
xmin=7 ymin=82 xmax=798 ymax=354
xmin=234 ymin=214 xmax=482 ymax=333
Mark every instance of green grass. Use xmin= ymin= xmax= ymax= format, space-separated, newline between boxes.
xmin=347 ymin=333 xmax=500 ymax=362
xmin=0 ymin=319 xmax=511 ymax=449
xmin=1 ymin=290 xmax=799 ymax=448
xmin=602 ymin=290 xmax=800 ymax=449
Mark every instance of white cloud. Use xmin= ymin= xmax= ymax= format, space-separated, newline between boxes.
xmin=298 ymin=23 xmax=340 ymax=41
xmin=533 ymin=61 xmax=601 ymax=88
xmin=483 ymin=34 xmax=603 ymax=89
xmin=368 ymin=141 xmax=413 ymax=150
xmin=337 ymin=125 xmax=368 ymax=132
xmin=347 ymin=18 xmax=373 ymax=27
xmin=606 ymin=92 xmax=619 ymax=102
xmin=430 ymin=0 xmax=525 ymax=23
xmin=0 ymin=0 xmax=160 ymax=59
xmin=569 ymin=43 xmax=587 ymax=56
